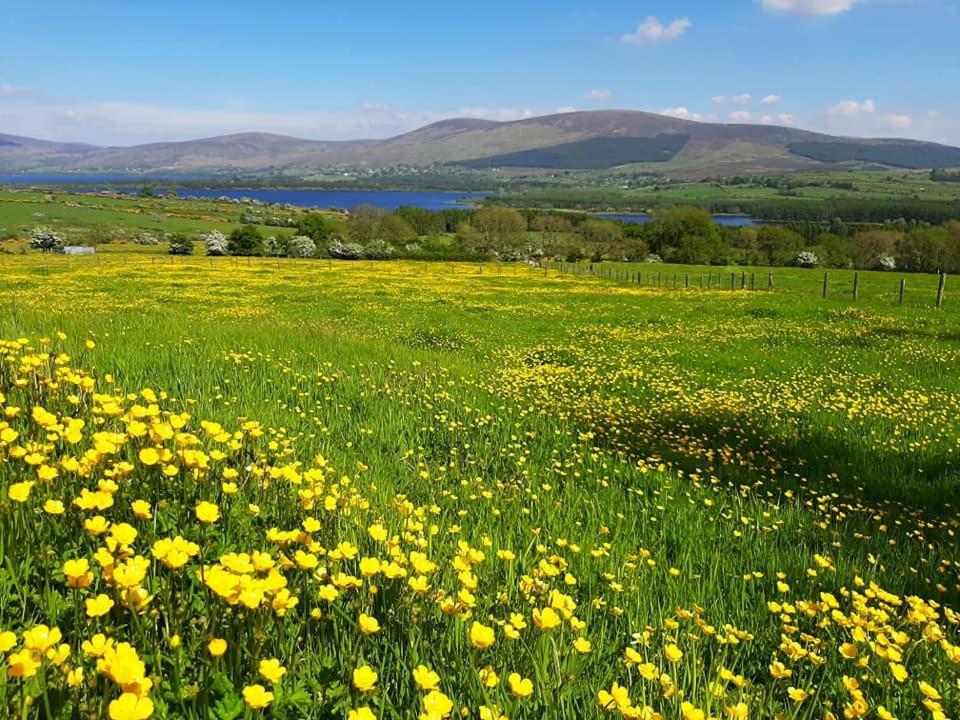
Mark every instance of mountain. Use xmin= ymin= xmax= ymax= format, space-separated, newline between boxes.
xmin=3 ymin=111 xmax=960 ymax=177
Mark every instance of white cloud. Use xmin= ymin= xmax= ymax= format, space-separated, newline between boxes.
xmin=760 ymin=114 xmax=774 ymax=124
xmin=761 ymin=0 xmax=859 ymax=15
xmin=778 ymin=113 xmax=796 ymax=125
xmin=622 ymin=16 xmax=692 ymax=45
xmin=360 ymin=102 xmax=391 ymax=112
xmin=584 ymin=89 xmax=613 ymax=102
xmin=732 ymin=94 xmax=753 ymax=105
xmin=711 ymin=95 xmax=726 ymax=105
xmin=728 ymin=110 xmax=753 ymax=122
xmin=828 ymin=99 xmax=876 ymax=116
xmin=762 ymin=94 xmax=782 ymax=105
xmin=554 ymin=106 xmax=578 ymax=114
xmin=880 ymin=114 xmax=912 ymax=129
xmin=661 ymin=106 xmax=703 ymax=121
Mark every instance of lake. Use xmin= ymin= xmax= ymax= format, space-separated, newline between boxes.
xmin=1 ymin=176 xmax=759 ymax=222
xmin=169 ymin=189 xmax=488 ymax=212
xmin=0 ymin=176 xmax=487 ymax=212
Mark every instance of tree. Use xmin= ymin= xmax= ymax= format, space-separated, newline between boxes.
xmin=29 ymin=226 xmax=65 ymax=253
xmin=580 ymin=220 xmax=624 ymax=261
xmin=814 ymin=233 xmax=854 ymax=268
xmin=896 ymin=228 xmax=949 ymax=273
xmin=647 ymin=208 xmax=718 ymax=257
xmin=377 ymin=214 xmax=417 ymax=243
xmin=168 ymin=233 xmax=194 ymax=256
xmin=295 ymin=213 xmax=330 ymax=242
xmin=675 ymin=233 xmax=727 ymax=265
xmin=227 ymin=226 xmax=265 ymax=256
xmin=471 ymin=208 xmax=526 ymax=256
xmin=348 ymin=205 xmax=386 ymax=245
xmin=756 ymin=226 xmax=803 ymax=265
xmin=850 ymin=230 xmax=901 ymax=269
xmin=203 ymin=231 xmax=228 ymax=256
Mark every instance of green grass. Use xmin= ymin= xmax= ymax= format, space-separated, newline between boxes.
xmin=0 ymin=253 xmax=958 ymax=719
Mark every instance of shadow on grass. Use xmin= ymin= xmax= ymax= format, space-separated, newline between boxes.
xmin=596 ymin=409 xmax=960 ymax=519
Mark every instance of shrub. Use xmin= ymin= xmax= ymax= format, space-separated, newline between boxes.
xmin=328 ymin=239 xmax=364 ymax=259
xmin=364 ymin=239 xmax=395 ymax=259
xmin=203 ymin=231 xmax=228 ymax=256
xmin=135 ymin=232 xmax=159 ymax=246
xmin=29 ymin=226 xmax=65 ymax=253
xmin=168 ymin=233 xmax=194 ymax=256
xmin=227 ymin=226 xmax=265 ymax=256
xmin=879 ymin=255 xmax=897 ymax=271
xmin=290 ymin=235 xmax=316 ymax=258
xmin=796 ymin=250 xmax=819 ymax=268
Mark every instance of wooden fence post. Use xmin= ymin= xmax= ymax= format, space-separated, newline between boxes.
xmin=852 ymin=272 xmax=859 ymax=301
xmin=898 ymin=278 xmax=905 ymax=305
xmin=768 ymin=272 xmax=774 ymax=291
xmin=936 ymin=272 xmax=946 ymax=308
xmin=822 ymin=272 xmax=829 ymax=300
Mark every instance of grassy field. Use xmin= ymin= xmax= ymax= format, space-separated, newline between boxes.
xmin=1 ymin=253 xmax=959 ymax=720
xmin=0 ymin=189 xmax=335 ymax=250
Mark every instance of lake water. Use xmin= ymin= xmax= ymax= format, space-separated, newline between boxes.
xmin=0 ymin=176 xmax=486 ymax=212
xmin=170 ymin=189 xmax=488 ymax=212
xmin=596 ymin=212 xmax=761 ymax=227
xmin=1 ymin=175 xmax=759 ymax=222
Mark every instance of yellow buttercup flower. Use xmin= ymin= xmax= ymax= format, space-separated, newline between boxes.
xmin=242 ymin=684 xmax=274 ymax=710
xmin=353 ymin=665 xmax=378 ymax=692
xmin=195 ymin=501 xmax=220 ymax=524
xmin=86 ymin=594 xmax=115 ymax=618
xmin=259 ymin=657 xmax=286 ymax=684
xmin=469 ymin=621 xmax=495 ymax=649
xmin=108 ymin=693 xmax=154 ymax=720
xmin=208 ymin=638 xmax=227 ymax=657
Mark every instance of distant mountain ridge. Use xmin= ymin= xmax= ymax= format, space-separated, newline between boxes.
xmin=3 ymin=110 xmax=960 ymax=177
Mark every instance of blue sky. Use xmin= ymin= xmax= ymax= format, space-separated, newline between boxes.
xmin=1 ymin=0 xmax=958 ymax=146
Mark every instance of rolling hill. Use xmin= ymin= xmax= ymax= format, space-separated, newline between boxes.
xmin=2 ymin=110 xmax=960 ymax=177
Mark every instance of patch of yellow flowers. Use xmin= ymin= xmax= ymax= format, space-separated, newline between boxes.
xmin=0 ymin=334 xmax=958 ymax=720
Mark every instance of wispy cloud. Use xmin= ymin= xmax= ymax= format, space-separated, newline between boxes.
xmin=762 ymin=94 xmax=782 ymax=105
xmin=728 ymin=110 xmax=753 ymax=122
xmin=622 ymin=17 xmax=692 ymax=45
xmin=828 ymin=99 xmax=876 ymax=116
xmin=583 ymin=89 xmax=613 ymax=102
xmin=761 ymin=0 xmax=859 ymax=15
xmin=0 ymin=99 xmax=543 ymax=145
xmin=661 ymin=106 xmax=702 ymax=121
xmin=880 ymin=113 xmax=912 ymax=129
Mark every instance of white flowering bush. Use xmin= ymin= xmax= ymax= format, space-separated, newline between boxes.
xmin=329 ymin=239 xmax=364 ymax=259
xmin=134 ymin=232 xmax=159 ymax=246
xmin=879 ymin=255 xmax=897 ymax=271
xmin=29 ymin=226 xmax=65 ymax=253
xmin=364 ymin=239 xmax=395 ymax=260
xmin=203 ymin=231 xmax=228 ymax=256
xmin=290 ymin=235 xmax=316 ymax=258
xmin=645 ymin=253 xmax=664 ymax=264
xmin=796 ymin=250 xmax=819 ymax=268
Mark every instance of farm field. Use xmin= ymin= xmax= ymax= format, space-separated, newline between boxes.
xmin=1 ymin=254 xmax=960 ymax=720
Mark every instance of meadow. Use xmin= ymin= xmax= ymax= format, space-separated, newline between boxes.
xmin=1 ymin=253 xmax=959 ymax=720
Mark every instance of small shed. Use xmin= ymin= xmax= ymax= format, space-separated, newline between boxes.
xmin=63 ymin=246 xmax=96 ymax=255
